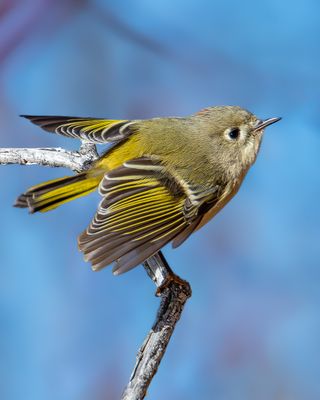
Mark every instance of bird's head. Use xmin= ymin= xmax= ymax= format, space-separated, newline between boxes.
xmin=195 ymin=106 xmax=281 ymax=178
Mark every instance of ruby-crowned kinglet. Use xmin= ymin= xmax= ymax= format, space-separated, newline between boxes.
xmin=15 ymin=106 xmax=280 ymax=274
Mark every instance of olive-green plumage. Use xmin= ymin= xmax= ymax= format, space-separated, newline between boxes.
xmin=16 ymin=106 xmax=280 ymax=274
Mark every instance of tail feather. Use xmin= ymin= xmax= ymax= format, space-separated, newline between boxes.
xmin=14 ymin=194 xmax=28 ymax=208
xmin=15 ymin=173 xmax=100 ymax=213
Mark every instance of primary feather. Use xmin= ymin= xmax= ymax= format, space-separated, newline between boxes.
xmin=21 ymin=115 xmax=133 ymax=143
xmin=78 ymin=157 xmax=201 ymax=274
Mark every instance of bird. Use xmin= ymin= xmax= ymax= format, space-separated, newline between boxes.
xmin=15 ymin=106 xmax=280 ymax=276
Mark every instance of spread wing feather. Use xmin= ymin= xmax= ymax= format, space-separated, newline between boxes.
xmin=21 ymin=115 xmax=134 ymax=144
xmin=172 ymin=184 xmax=221 ymax=248
xmin=78 ymin=157 xmax=188 ymax=274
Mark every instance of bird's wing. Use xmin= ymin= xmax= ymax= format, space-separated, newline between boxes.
xmin=171 ymin=184 xmax=222 ymax=248
xmin=21 ymin=115 xmax=134 ymax=144
xmin=78 ymin=157 xmax=221 ymax=275
xmin=78 ymin=157 xmax=216 ymax=274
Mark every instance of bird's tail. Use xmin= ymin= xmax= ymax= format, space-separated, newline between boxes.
xmin=14 ymin=173 xmax=100 ymax=213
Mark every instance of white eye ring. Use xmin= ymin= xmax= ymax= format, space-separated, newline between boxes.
xmin=225 ymin=127 xmax=240 ymax=141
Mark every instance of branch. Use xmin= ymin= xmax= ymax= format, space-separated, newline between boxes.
xmin=0 ymin=141 xmax=192 ymax=400
xmin=122 ymin=252 xmax=191 ymax=400
xmin=0 ymin=143 xmax=99 ymax=172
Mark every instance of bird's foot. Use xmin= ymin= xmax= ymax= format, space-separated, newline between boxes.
xmin=156 ymin=273 xmax=189 ymax=297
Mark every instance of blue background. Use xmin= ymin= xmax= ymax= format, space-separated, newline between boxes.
xmin=1 ymin=1 xmax=320 ymax=399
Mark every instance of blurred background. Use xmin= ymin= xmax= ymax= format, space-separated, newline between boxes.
xmin=1 ymin=1 xmax=320 ymax=399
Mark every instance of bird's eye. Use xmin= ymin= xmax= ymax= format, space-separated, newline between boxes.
xmin=228 ymin=128 xmax=240 ymax=140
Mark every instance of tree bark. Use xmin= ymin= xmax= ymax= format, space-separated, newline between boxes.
xmin=121 ymin=251 xmax=191 ymax=400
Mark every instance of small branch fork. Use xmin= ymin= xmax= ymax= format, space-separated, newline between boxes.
xmin=0 ymin=142 xmax=192 ymax=400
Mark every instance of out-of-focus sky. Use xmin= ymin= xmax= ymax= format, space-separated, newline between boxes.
xmin=1 ymin=1 xmax=320 ymax=399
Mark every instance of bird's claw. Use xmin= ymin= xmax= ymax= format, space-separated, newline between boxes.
xmin=155 ymin=273 xmax=189 ymax=297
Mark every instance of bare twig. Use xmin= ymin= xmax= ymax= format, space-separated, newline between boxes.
xmin=122 ymin=252 xmax=191 ymax=400
xmin=0 ymin=143 xmax=99 ymax=172
xmin=0 ymin=141 xmax=191 ymax=400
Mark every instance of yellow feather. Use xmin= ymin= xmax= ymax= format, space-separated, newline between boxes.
xmin=151 ymin=221 xmax=186 ymax=241
xmin=28 ymin=176 xmax=71 ymax=192
xmin=96 ymin=134 xmax=144 ymax=171
xmin=104 ymin=180 xmax=158 ymax=197
xmin=133 ymin=216 xmax=185 ymax=241
xmin=39 ymin=189 xmax=95 ymax=212
xmin=108 ymin=188 xmax=168 ymax=211
xmin=107 ymin=202 xmax=176 ymax=224
xmin=124 ymin=211 xmax=183 ymax=235
xmin=38 ymin=178 xmax=99 ymax=200
xmin=109 ymin=204 xmax=182 ymax=231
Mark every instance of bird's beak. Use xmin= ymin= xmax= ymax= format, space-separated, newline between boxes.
xmin=254 ymin=117 xmax=281 ymax=132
